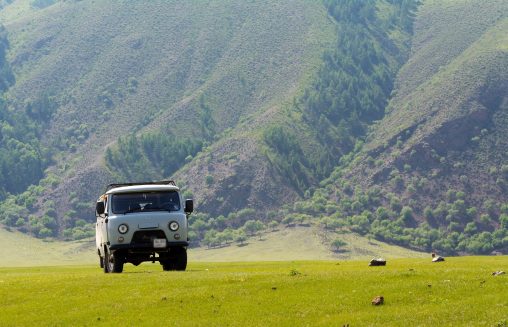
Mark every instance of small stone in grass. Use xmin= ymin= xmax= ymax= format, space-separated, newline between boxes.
xmin=369 ymin=258 xmax=386 ymax=266
xmin=432 ymin=256 xmax=445 ymax=262
xmin=372 ymin=296 xmax=384 ymax=305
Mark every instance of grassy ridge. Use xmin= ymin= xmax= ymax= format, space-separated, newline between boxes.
xmin=0 ymin=226 xmax=424 ymax=267
xmin=0 ymin=228 xmax=96 ymax=266
xmin=0 ymin=258 xmax=507 ymax=326
xmin=190 ymin=226 xmax=426 ymax=262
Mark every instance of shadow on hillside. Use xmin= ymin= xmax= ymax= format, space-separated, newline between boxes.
xmin=204 ymin=243 xmax=236 ymax=250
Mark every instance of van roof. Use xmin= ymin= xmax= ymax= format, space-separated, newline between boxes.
xmin=106 ymin=184 xmax=180 ymax=195
xmin=105 ymin=180 xmax=176 ymax=192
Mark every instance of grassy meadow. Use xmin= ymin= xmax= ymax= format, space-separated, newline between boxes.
xmin=0 ymin=226 xmax=426 ymax=266
xmin=0 ymin=228 xmax=96 ymax=267
xmin=0 ymin=257 xmax=507 ymax=326
xmin=190 ymin=226 xmax=427 ymax=262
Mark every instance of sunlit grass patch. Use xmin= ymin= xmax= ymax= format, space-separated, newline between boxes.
xmin=0 ymin=257 xmax=506 ymax=326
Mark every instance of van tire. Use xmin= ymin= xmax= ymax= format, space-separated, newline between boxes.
xmin=162 ymin=247 xmax=187 ymax=271
xmin=105 ymin=249 xmax=124 ymax=273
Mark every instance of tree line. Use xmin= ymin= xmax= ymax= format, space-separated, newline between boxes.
xmin=105 ymin=132 xmax=203 ymax=182
xmin=0 ymin=25 xmax=54 ymax=200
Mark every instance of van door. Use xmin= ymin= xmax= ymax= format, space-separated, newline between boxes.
xmin=96 ymin=197 xmax=109 ymax=256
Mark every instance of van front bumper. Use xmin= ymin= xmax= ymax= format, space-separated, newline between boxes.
xmin=109 ymin=241 xmax=189 ymax=251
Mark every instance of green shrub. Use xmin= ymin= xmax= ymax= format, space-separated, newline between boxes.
xmin=331 ymin=238 xmax=347 ymax=252
xmin=400 ymin=206 xmax=413 ymax=223
xmin=15 ymin=217 xmax=25 ymax=227
xmin=390 ymin=196 xmax=402 ymax=213
xmin=38 ymin=228 xmax=53 ymax=238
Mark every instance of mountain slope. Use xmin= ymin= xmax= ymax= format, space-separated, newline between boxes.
xmin=287 ymin=0 xmax=508 ymax=255
xmin=0 ymin=0 xmax=415 ymax=239
xmin=0 ymin=0 xmax=335 ymax=237
xmin=177 ymin=0 xmax=418 ymax=217
xmin=2 ymin=0 xmax=506 ymax=258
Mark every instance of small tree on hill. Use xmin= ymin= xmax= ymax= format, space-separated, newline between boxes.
xmin=282 ymin=215 xmax=294 ymax=227
xmin=243 ymin=220 xmax=257 ymax=236
xmin=331 ymin=238 xmax=347 ymax=252
xmin=255 ymin=220 xmax=265 ymax=239
xmin=222 ymin=228 xmax=234 ymax=244
xmin=235 ymin=230 xmax=247 ymax=245
xmin=203 ymin=230 xmax=218 ymax=248
xmin=268 ymin=220 xmax=278 ymax=231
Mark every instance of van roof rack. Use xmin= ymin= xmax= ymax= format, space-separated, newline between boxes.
xmin=105 ymin=180 xmax=177 ymax=192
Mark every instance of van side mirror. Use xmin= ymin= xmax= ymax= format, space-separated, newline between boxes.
xmin=184 ymin=199 xmax=193 ymax=214
xmin=96 ymin=202 xmax=105 ymax=216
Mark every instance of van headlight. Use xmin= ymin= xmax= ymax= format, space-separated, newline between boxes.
xmin=118 ymin=224 xmax=129 ymax=234
xmin=169 ymin=221 xmax=179 ymax=231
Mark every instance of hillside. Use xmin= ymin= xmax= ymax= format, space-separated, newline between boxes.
xmin=0 ymin=0 xmax=336 ymax=238
xmin=190 ymin=226 xmax=426 ymax=262
xmin=0 ymin=0 xmax=416 ymax=240
xmin=0 ymin=0 xmax=506 ymax=257
xmin=286 ymin=0 xmax=508 ymax=255
xmin=0 ymin=228 xmax=96 ymax=266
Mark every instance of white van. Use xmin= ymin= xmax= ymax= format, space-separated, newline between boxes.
xmin=95 ymin=181 xmax=193 ymax=273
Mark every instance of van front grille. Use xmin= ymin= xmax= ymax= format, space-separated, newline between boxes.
xmin=131 ymin=230 xmax=167 ymax=246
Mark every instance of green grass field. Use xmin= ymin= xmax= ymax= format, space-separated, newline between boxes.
xmin=0 ymin=257 xmax=506 ymax=326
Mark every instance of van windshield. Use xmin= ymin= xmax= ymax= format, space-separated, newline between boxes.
xmin=111 ymin=191 xmax=180 ymax=214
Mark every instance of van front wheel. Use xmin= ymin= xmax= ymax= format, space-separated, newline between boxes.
xmin=105 ymin=250 xmax=123 ymax=273
xmin=161 ymin=247 xmax=187 ymax=271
